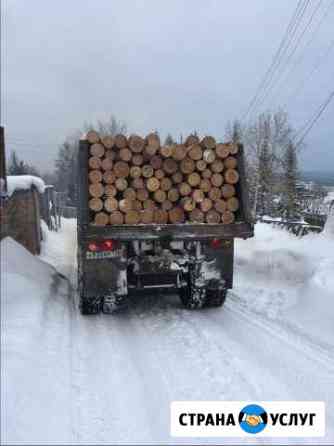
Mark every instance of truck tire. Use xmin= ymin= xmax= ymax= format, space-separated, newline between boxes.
xmin=79 ymin=296 xmax=102 ymax=315
xmin=102 ymin=294 xmax=127 ymax=314
xmin=204 ymin=288 xmax=227 ymax=308
xmin=179 ymin=268 xmax=207 ymax=309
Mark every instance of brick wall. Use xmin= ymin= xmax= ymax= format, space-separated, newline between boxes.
xmin=0 ymin=187 xmax=42 ymax=255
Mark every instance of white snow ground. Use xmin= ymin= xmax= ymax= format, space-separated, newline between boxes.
xmin=1 ymin=218 xmax=334 ymax=445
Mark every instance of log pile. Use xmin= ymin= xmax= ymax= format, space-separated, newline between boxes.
xmin=85 ymin=131 xmax=241 ymax=225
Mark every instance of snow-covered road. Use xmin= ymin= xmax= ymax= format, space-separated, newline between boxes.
xmin=2 ymin=219 xmax=334 ymax=444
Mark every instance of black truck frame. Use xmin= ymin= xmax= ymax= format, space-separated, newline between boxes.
xmin=77 ymin=140 xmax=254 ymax=314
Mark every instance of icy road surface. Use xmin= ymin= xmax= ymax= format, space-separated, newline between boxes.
xmin=1 ymin=219 xmax=334 ymax=444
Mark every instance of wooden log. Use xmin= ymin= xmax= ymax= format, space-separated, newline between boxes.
xmin=94 ymin=212 xmax=109 ymax=226
xmin=86 ymin=130 xmax=100 ymax=144
xmin=201 ymin=135 xmax=216 ymax=149
xmin=119 ymin=198 xmax=133 ymax=213
xmin=182 ymin=197 xmax=196 ymax=212
xmin=179 ymin=182 xmax=192 ymax=196
xmin=114 ymin=134 xmax=127 ymax=149
xmin=211 ymin=159 xmax=224 ymax=173
xmin=143 ymin=199 xmax=156 ymax=210
xmin=196 ymin=160 xmax=207 ymax=171
xmin=132 ymin=154 xmax=144 ymax=166
xmin=192 ymin=189 xmax=205 ymax=203
xmin=160 ymin=177 xmax=172 ymax=191
xmin=137 ymin=188 xmax=149 ymax=201
xmin=222 ymin=210 xmax=235 ymax=224
xmin=104 ymin=197 xmax=118 ymax=212
xmin=144 ymin=144 xmax=158 ymax=157
xmin=161 ymin=200 xmax=173 ymax=211
xmin=172 ymin=144 xmax=187 ymax=161
xmin=114 ymin=161 xmax=130 ymax=178
xmin=89 ymin=183 xmax=104 ymax=198
xmin=131 ymin=177 xmax=145 ymax=189
xmin=221 ymin=184 xmax=236 ymax=198
xmin=101 ymin=135 xmax=114 ymax=149
xmin=101 ymin=157 xmax=114 ymax=171
xmin=187 ymin=172 xmax=201 ymax=187
xmin=200 ymin=198 xmax=213 ymax=212
xmin=188 ymin=144 xmax=203 ymax=161
xmin=89 ymin=197 xmax=103 ymax=212
xmin=172 ymin=171 xmax=183 ymax=184
xmin=119 ymin=147 xmax=132 ymax=162
xmin=211 ymin=173 xmax=224 ymax=187
xmin=185 ymin=134 xmax=200 ymax=146
xmin=128 ymin=134 xmax=145 ymax=153
xmin=202 ymin=168 xmax=212 ymax=179
xmin=154 ymin=209 xmax=168 ymax=224
xmin=89 ymin=170 xmax=103 ymax=183
xmin=150 ymin=155 xmax=162 ymax=169
xmin=140 ymin=209 xmax=154 ymax=224
xmin=146 ymin=177 xmax=160 ymax=192
xmin=208 ymin=187 xmax=222 ymax=201
xmin=189 ymin=208 xmax=204 ymax=223
xmin=224 ymin=156 xmax=237 ymax=169
xmin=180 ymin=158 xmax=195 ymax=174
xmin=227 ymin=196 xmax=239 ymax=212
xmin=105 ymin=149 xmax=116 ymax=161
xmin=160 ymin=145 xmax=173 ymax=158
xmin=125 ymin=210 xmax=140 ymax=224
xmin=168 ymin=188 xmax=180 ymax=202
xmin=228 ymin=142 xmax=239 ymax=155
xmin=90 ymin=143 xmax=105 ymax=158
xmin=88 ymin=156 xmax=102 ymax=170
xmin=142 ymin=164 xmax=154 ymax=178
xmin=224 ymin=168 xmax=239 ymax=184
xmin=153 ymin=189 xmax=167 ymax=203
xmin=200 ymin=179 xmax=211 ymax=193
xmin=105 ymin=185 xmax=117 ymax=197
xmin=215 ymin=143 xmax=230 ymax=159
xmin=214 ymin=199 xmax=227 ymax=214
xmin=145 ymin=132 xmax=160 ymax=150
xmin=115 ymin=178 xmax=128 ymax=191
xmin=123 ymin=188 xmax=137 ymax=201
xmin=130 ymin=166 xmax=142 ymax=178
xmin=132 ymin=199 xmax=143 ymax=211
xmin=168 ymin=207 xmax=185 ymax=224
xmin=206 ymin=209 xmax=220 ymax=224
xmin=163 ymin=158 xmax=178 ymax=175
xmin=203 ymin=149 xmax=216 ymax=164
xmin=103 ymin=170 xmax=115 ymax=184
xmin=110 ymin=211 xmax=124 ymax=225
xmin=155 ymin=169 xmax=165 ymax=180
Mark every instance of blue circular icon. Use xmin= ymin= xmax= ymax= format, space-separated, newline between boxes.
xmin=238 ymin=404 xmax=268 ymax=434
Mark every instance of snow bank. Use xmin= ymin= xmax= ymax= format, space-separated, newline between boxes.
xmin=234 ymin=223 xmax=334 ymax=345
xmin=7 ymin=175 xmax=46 ymax=197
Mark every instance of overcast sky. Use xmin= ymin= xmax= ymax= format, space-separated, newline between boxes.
xmin=1 ymin=0 xmax=333 ymax=172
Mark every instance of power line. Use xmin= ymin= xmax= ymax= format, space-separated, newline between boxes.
xmin=295 ymin=89 xmax=334 ymax=147
xmin=251 ymin=0 xmax=323 ymax=115
xmin=242 ymin=0 xmax=310 ymax=121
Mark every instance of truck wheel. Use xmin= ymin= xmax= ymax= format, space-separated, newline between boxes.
xmin=179 ymin=284 xmax=207 ymax=309
xmin=102 ymin=295 xmax=127 ymax=314
xmin=204 ymin=288 xmax=227 ymax=308
xmin=79 ymin=296 xmax=102 ymax=315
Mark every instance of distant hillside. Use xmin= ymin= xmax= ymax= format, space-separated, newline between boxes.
xmin=301 ymin=171 xmax=334 ymax=186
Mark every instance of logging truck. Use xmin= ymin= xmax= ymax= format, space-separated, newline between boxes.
xmin=77 ymin=132 xmax=254 ymax=314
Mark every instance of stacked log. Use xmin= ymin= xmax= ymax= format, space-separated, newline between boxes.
xmin=85 ymin=132 xmax=241 ymax=225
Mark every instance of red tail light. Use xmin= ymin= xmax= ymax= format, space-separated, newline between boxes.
xmin=88 ymin=242 xmax=99 ymax=252
xmin=102 ymin=240 xmax=114 ymax=251
xmin=210 ymin=238 xmax=222 ymax=249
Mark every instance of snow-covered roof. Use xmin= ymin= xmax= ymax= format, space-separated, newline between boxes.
xmin=324 ymin=191 xmax=334 ymax=204
xmin=7 ymin=175 xmax=46 ymax=197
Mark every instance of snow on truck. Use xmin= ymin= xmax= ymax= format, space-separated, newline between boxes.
xmin=77 ymin=131 xmax=254 ymax=314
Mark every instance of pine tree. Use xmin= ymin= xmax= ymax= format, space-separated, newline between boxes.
xmin=284 ymin=142 xmax=298 ymax=219
xmin=164 ymin=134 xmax=175 ymax=145
xmin=257 ymin=118 xmax=272 ymax=216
